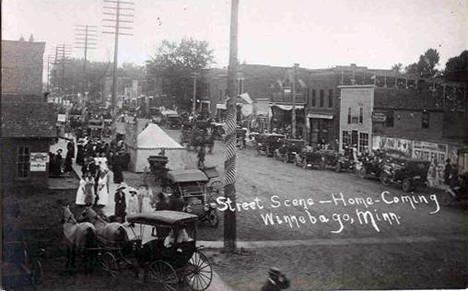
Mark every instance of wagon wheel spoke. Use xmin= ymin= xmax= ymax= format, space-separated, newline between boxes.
xmin=184 ymin=251 xmax=213 ymax=291
xmin=148 ymin=260 xmax=178 ymax=291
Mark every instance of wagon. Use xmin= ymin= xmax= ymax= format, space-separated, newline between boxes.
xmin=126 ymin=211 xmax=213 ymax=291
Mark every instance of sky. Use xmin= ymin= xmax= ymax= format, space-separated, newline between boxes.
xmin=2 ymin=0 xmax=468 ymax=71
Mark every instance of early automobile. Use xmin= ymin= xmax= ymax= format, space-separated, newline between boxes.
xmin=256 ymin=133 xmax=285 ymax=156
xmin=379 ymin=158 xmax=430 ymax=192
xmin=166 ymin=169 xmax=219 ymax=227
xmin=295 ymin=147 xmax=325 ymax=169
xmin=274 ymin=139 xmax=305 ymax=163
xmin=161 ymin=110 xmax=181 ymax=129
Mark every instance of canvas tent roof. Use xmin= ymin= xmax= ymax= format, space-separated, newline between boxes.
xmin=137 ymin=123 xmax=184 ymax=150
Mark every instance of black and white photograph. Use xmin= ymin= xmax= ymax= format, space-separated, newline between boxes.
xmin=1 ymin=0 xmax=467 ymax=290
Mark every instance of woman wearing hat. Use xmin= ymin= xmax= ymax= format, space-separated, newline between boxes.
xmin=114 ymin=184 xmax=127 ymax=222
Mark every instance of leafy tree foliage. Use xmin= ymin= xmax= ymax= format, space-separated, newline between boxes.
xmin=145 ymin=38 xmax=214 ymax=110
xmin=444 ymin=50 xmax=468 ymax=82
xmin=405 ymin=48 xmax=440 ymax=77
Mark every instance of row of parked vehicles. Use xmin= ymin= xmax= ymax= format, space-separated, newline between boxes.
xmin=252 ymin=133 xmax=431 ymax=193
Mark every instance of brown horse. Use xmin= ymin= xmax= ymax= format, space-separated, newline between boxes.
xmin=77 ymin=206 xmax=129 ymax=247
xmin=62 ymin=205 xmax=97 ymax=273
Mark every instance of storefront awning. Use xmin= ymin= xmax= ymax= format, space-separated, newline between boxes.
xmin=216 ymin=104 xmax=227 ymax=110
xmin=200 ymin=100 xmax=210 ymax=104
xmin=307 ymin=113 xmax=334 ymax=119
xmin=271 ymin=104 xmax=304 ymax=111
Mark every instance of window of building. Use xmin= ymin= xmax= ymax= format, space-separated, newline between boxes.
xmin=347 ymin=107 xmax=351 ymax=124
xmin=312 ymin=89 xmax=316 ymax=107
xmin=422 ymin=111 xmax=429 ymax=128
xmin=359 ymin=107 xmax=363 ymax=124
xmin=319 ymin=90 xmax=324 ymax=107
xmin=359 ymin=132 xmax=369 ymax=153
xmin=342 ymin=131 xmax=351 ymax=149
xmin=237 ymin=78 xmax=245 ymax=95
xmin=385 ymin=111 xmax=394 ymax=127
xmin=328 ymin=89 xmax=333 ymax=107
xmin=17 ymin=146 xmax=30 ymax=178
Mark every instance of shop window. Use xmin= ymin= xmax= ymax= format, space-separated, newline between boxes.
xmin=342 ymin=131 xmax=351 ymax=149
xmin=359 ymin=107 xmax=363 ymax=124
xmin=347 ymin=107 xmax=351 ymax=124
xmin=328 ymin=89 xmax=333 ymax=107
xmin=319 ymin=90 xmax=324 ymax=107
xmin=312 ymin=90 xmax=316 ymax=107
xmin=359 ymin=132 xmax=369 ymax=153
xmin=17 ymin=146 xmax=30 ymax=178
xmin=237 ymin=78 xmax=245 ymax=95
xmin=422 ymin=111 xmax=429 ymax=128
xmin=385 ymin=111 xmax=394 ymax=127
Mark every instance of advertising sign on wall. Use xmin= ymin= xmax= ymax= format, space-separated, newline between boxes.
xmin=30 ymin=152 xmax=49 ymax=172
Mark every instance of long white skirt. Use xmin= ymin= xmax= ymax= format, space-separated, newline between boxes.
xmin=97 ymin=175 xmax=109 ymax=206
xmin=75 ymin=179 xmax=87 ymax=205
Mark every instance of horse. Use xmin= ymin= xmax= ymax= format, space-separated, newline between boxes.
xmin=61 ymin=204 xmax=97 ymax=274
xmin=77 ymin=206 xmax=129 ymax=249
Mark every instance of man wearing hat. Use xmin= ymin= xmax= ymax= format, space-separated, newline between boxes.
xmin=114 ymin=184 xmax=127 ymax=222
xmin=261 ymin=267 xmax=290 ymax=291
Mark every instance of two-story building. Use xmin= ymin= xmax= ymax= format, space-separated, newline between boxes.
xmin=1 ymin=39 xmax=57 ymax=192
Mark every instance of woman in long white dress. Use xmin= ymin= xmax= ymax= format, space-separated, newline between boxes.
xmin=96 ymin=170 xmax=109 ymax=206
xmin=139 ymin=185 xmax=154 ymax=213
xmin=75 ymin=176 xmax=87 ymax=206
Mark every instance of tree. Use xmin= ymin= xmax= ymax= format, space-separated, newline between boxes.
xmin=391 ymin=63 xmax=403 ymax=73
xmin=444 ymin=50 xmax=468 ymax=82
xmin=146 ymin=38 xmax=214 ymax=110
xmin=405 ymin=48 xmax=440 ymax=77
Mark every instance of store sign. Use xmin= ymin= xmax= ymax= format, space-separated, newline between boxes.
xmin=413 ymin=141 xmax=447 ymax=163
xmin=30 ymin=152 xmax=49 ymax=172
xmin=372 ymin=112 xmax=387 ymax=122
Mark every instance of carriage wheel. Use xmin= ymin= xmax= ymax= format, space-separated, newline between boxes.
xmin=31 ymin=259 xmax=43 ymax=286
xmin=148 ymin=260 xmax=178 ymax=291
xmin=184 ymin=250 xmax=213 ymax=291
xmin=98 ymin=252 xmax=118 ymax=278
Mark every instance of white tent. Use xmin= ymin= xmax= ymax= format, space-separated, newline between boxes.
xmin=128 ymin=123 xmax=186 ymax=172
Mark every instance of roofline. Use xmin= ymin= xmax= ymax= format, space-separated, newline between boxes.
xmin=338 ymin=85 xmax=376 ymax=89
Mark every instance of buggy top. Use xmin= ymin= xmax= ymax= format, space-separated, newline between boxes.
xmin=127 ymin=211 xmax=198 ymax=226
xmin=167 ymin=169 xmax=209 ymax=183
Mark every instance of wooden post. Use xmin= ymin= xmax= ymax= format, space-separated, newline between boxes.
xmin=224 ymin=0 xmax=239 ymax=252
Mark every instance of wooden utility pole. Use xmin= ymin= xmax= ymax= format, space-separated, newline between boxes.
xmin=46 ymin=55 xmax=55 ymax=91
xmin=192 ymin=72 xmax=199 ymax=115
xmin=224 ymin=0 xmax=239 ymax=252
xmin=102 ymin=0 xmax=135 ymax=115
xmin=291 ymin=63 xmax=299 ymax=138
xmin=56 ymin=44 xmax=71 ymax=92
xmin=75 ymin=25 xmax=97 ymax=94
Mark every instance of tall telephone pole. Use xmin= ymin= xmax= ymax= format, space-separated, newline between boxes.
xmin=192 ymin=72 xmax=199 ymax=115
xmin=291 ymin=63 xmax=299 ymax=138
xmin=75 ymin=25 xmax=97 ymax=94
xmin=224 ymin=0 xmax=239 ymax=252
xmin=55 ymin=44 xmax=72 ymax=92
xmin=102 ymin=0 xmax=134 ymax=115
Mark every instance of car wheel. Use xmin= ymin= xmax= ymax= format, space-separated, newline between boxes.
xmin=380 ymin=173 xmax=391 ymax=186
xmin=402 ymin=179 xmax=412 ymax=192
xmin=358 ymin=167 xmax=367 ymax=178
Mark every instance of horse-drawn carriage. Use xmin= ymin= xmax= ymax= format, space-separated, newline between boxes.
xmin=70 ymin=206 xmax=213 ymax=291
